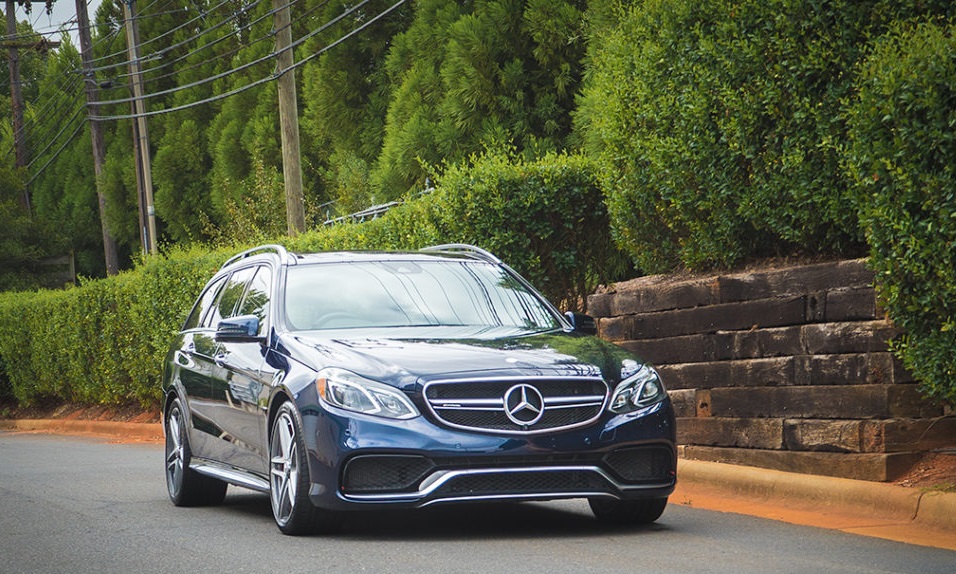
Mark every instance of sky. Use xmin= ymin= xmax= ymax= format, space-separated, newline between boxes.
xmin=14 ymin=0 xmax=104 ymax=46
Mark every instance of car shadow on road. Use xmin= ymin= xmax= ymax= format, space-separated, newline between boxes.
xmin=217 ymin=490 xmax=674 ymax=540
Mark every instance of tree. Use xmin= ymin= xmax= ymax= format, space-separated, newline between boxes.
xmin=373 ymin=0 xmax=588 ymax=199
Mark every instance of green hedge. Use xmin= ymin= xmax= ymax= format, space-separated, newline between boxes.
xmin=0 ymin=246 xmax=228 ymax=408
xmin=0 ymin=152 xmax=624 ymax=408
xmin=575 ymin=0 xmax=956 ymax=404
xmin=845 ymin=20 xmax=956 ymax=405
xmin=576 ymin=0 xmax=953 ymax=273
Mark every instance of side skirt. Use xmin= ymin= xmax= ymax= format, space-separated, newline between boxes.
xmin=191 ymin=458 xmax=270 ymax=493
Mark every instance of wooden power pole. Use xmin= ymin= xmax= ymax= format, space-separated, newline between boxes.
xmin=273 ymin=0 xmax=305 ymax=235
xmin=123 ymin=0 xmax=158 ymax=256
xmin=76 ymin=0 xmax=120 ymax=275
xmin=5 ymin=0 xmax=30 ymax=214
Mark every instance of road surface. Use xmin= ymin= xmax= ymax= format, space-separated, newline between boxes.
xmin=1 ymin=432 xmax=953 ymax=574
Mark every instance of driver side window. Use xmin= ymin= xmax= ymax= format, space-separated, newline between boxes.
xmin=236 ymin=266 xmax=273 ymax=336
xmin=204 ymin=267 xmax=256 ymax=329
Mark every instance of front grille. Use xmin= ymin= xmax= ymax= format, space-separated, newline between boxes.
xmin=424 ymin=377 xmax=608 ymax=434
xmin=603 ymin=446 xmax=675 ymax=483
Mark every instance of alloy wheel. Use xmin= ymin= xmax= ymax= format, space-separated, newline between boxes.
xmin=165 ymin=406 xmax=185 ymax=498
xmin=270 ymin=410 xmax=299 ymax=526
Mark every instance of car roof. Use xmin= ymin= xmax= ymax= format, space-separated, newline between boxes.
xmin=220 ymin=243 xmax=501 ymax=270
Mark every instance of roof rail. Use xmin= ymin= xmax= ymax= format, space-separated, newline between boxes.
xmin=221 ymin=244 xmax=290 ymax=269
xmin=420 ymin=243 xmax=501 ymax=264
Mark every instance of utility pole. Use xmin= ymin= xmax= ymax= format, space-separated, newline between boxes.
xmin=76 ymin=0 xmax=119 ymax=275
xmin=5 ymin=0 xmax=30 ymax=214
xmin=273 ymin=0 xmax=305 ymax=235
xmin=123 ymin=0 xmax=158 ymax=256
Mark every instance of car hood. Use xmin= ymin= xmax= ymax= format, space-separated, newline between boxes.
xmin=279 ymin=328 xmax=641 ymax=391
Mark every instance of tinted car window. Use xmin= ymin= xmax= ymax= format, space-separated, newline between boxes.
xmin=183 ymin=276 xmax=226 ymax=331
xmin=236 ymin=266 xmax=272 ymax=336
xmin=206 ymin=267 xmax=256 ymax=328
xmin=284 ymin=260 xmax=561 ymax=331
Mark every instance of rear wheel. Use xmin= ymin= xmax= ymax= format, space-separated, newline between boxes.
xmin=165 ymin=398 xmax=227 ymax=506
xmin=589 ymin=497 xmax=668 ymax=525
xmin=269 ymin=402 xmax=338 ymax=535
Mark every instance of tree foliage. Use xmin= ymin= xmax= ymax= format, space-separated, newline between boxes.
xmin=373 ymin=0 xmax=587 ymax=198
xmin=575 ymin=0 xmax=953 ymax=273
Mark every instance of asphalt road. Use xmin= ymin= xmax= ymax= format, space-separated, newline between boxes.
xmin=1 ymin=432 xmax=954 ymax=574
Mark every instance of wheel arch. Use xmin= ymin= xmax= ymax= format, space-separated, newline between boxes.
xmin=266 ymin=388 xmax=296 ymax=442
xmin=162 ymin=386 xmax=186 ymax=433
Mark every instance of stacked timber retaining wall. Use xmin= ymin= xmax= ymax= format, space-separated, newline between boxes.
xmin=587 ymin=259 xmax=955 ymax=482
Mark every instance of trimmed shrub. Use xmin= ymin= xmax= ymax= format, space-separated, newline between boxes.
xmin=0 ymin=246 xmax=228 ymax=408
xmin=845 ymin=20 xmax=956 ymax=405
xmin=293 ymin=150 xmax=627 ymax=307
xmin=576 ymin=0 xmax=953 ymax=273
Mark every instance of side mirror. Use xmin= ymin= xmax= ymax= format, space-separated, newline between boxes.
xmin=564 ymin=311 xmax=598 ymax=336
xmin=216 ymin=315 xmax=262 ymax=341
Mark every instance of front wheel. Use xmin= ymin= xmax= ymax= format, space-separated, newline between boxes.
xmin=589 ymin=497 xmax=668 ymax=525
xmin=165 ymin=398 xmax=227 ymax=506
xmin=269 ymin=402 xmax=338 ymax=535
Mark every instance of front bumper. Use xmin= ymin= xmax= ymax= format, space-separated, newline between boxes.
xmin=300 ymin=399 xmax=677 ymax=511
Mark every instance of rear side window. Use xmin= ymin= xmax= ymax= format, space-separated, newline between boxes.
xmin=182 ymin=276 xmax=226 ymax=331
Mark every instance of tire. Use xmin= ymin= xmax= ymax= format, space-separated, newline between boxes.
xmin=269 ymin=402 xmax=339 ymax=535
xmin=589 ymin=497 xmax=668 ymax=525
xmin=165 ymin=398 xmax=227 ymax=507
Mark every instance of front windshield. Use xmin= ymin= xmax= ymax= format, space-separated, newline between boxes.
xmin=283 ymin=259 xmax=562 ymax=333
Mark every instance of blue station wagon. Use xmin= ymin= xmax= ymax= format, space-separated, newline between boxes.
xmin=162 ymin=244 xmax=676 ymax=534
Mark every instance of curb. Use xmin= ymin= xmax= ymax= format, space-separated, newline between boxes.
xmin=3 ymin=420 xmax=954 ymax=547
xmin=676 ymin=459 xmax=956 ymax=548
xmin=0 ymin=419 xmax=163 ymax=442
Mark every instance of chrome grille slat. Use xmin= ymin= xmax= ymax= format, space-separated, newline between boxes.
xmin=423 ymin=376 xmax=608 ymax=434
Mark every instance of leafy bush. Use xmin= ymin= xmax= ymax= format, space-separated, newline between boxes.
xmin=845 ymin=20 xmax=956 ymax=405
xmin=431 ymin=151 xmax=627 ymax=308
xmin=293 ymin=150 xmax=627 ymax=307
xmin=0 ymin=246 xmax=227 ymax=408
xmin=576 ymin=0 xmax=953 ymax=273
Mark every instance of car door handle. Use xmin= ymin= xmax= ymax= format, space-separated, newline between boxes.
xmin=174 ymin=351 xmax=194 ymax=368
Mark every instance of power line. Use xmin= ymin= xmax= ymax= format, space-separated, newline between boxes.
xmin=130 ymin=0 xmax=330 ymax=87
xmin=91 ymin=0 xmax=374 ymax=112
xmin=109 ymin=0 xmax=280 ymax=86
xmin=83 ymin=0 xmax=266 ymax=75
xmin=25 ymin=0 xmax=409 ymax=183
xmin=26 ymin=115 xmax=88 ymax=187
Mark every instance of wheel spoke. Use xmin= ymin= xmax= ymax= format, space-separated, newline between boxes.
xmin=168 ymin=414 xmax=180 ymax=449
xmin=287 ymin=443 xmax=298 ymax=501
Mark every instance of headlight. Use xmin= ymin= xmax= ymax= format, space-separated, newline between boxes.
xmin=609 ymin=362 xmax=666 ymax=414
xmin=316 ymin=368 xmax=419 ymax=420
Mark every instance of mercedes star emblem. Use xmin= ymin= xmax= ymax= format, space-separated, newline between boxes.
xmin=504 ymin=384 xmax=545 ymax=426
